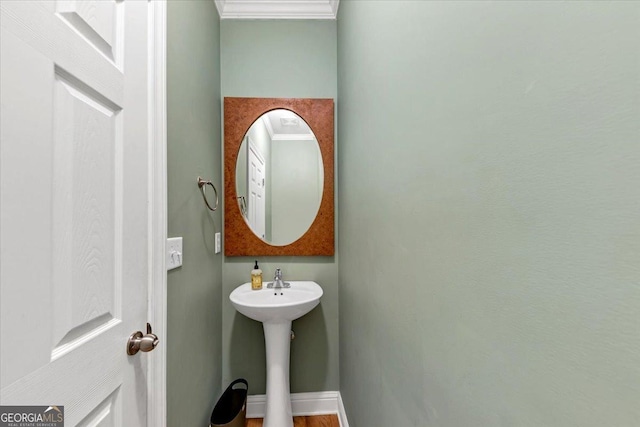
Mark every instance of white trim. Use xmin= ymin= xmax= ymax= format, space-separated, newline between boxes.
xmin=246 ymin=391 xmax=349 ymax=427
xmin=248 ymin=136 xmax=266 ymax=165
xmin=271 ymin=134 xmax=317 ymax=141
xmin=147 ymin=1 xmax=167 ymax=426
xmin=262 ymin=115 xmax=275 ymax=140
xmin=214 ymin=0 xmax=225 ymax=17
xmin=337 ymin=392 xmax=350 ymax=427
xmin=329 ymin=0 xmax=339 ymax=16
xmin=215 ymin=0 xmax=339 ymax=20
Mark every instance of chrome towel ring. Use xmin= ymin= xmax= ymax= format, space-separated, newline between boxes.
xmin=237 ymin=196 xmax=247 ymax=217
xmin=197 ymin=176 xmax=218 ymax=212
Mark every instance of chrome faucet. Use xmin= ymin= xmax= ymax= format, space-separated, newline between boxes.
xmin=268 ymin=268 xmax=290 ymax=289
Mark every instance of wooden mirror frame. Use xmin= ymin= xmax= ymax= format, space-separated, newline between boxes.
xmin=224 ymin=97 xmax=334 ymax=256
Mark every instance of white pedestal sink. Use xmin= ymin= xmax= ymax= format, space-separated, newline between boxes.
xmin=230 ymin=281 xmax=323 ymax=427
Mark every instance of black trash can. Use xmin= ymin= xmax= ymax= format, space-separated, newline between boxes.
xmin=210 ymin=378 xmax=248 ymax=427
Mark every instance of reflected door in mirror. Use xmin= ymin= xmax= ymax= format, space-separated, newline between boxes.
xmin=246 ymin=137 xmax=266 ymax=239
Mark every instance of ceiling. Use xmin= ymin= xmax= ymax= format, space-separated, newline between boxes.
xmin=215 ymin=0 xmax=340 ymax=20
xmin=262 ymin=110 xmax=315 ymax=141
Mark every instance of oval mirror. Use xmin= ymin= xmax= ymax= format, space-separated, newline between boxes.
xmin=235 ymin=109 xmax=324 ymax=246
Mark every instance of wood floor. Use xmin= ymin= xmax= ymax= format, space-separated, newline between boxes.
xmin=245 ymin=414 xmax=340 ymax=427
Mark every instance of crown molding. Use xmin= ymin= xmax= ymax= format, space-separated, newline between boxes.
xmin=215 ymin=0 xmax=339 ymax=20
xmin=262 ymin=115 xmax=275 ymax=139
xmin=272 ymin=134 xmax=316 ymax=141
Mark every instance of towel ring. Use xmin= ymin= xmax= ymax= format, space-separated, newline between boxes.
xmin=237 ymin=196 xmax=247 ymax=217
xmin=197 ymin=177 xmax=218 ymax=212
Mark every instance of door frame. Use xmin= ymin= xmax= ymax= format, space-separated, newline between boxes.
xmin=247 ymin=135 xmax=267 ymax=239
xmin=147 ymin=1 xmax=167 ymax=426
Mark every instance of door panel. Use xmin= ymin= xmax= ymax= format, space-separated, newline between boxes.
xmin=57 ymin=0 xmax=122 ymax=67
xmin=77 ymin=388 xmax=121 ymax=427
xmin=0 ymin=1 xmax=151 ymax=426
xmin=51 ymin=67 xmax=122 ymax=357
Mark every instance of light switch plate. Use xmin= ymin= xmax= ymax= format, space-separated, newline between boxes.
xmin=167 ymin=237 xmax=183 ymax=270
xmin=215 ymin=232 xmax=221 ymax=254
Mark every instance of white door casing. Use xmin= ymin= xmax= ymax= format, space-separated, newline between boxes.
xmin=0 ymin=1 xmax=166 ymax=425
xmin=247 ymin=138 xmax=266 ymax=240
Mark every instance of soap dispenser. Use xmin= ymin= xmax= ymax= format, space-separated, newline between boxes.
xmin=251 ymin=260 xmax=263 ymax=290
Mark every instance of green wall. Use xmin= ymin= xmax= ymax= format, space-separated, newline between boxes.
xmin=271 ymin=139 xmax=323 ymax=246
xmin=220 ymin=20 xmax=339 ymax=394
xmin=338 ymin=2 xmax=640 ymax=426
xmin=167 ymin=2 xmax=222 ymax=425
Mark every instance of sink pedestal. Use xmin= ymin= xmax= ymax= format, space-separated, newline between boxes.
xmin=263 ymin=320 xmax=293 ymax=427
xmin=229 ymin=282 xmax=324 ymax=427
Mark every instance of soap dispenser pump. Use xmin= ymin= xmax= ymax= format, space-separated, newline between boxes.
xmin=251 ymin=260 xmax=263 ymax=290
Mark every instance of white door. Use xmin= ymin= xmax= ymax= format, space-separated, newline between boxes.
xmin=247 ymin=139 xmax=266 ymax=239
xmin=1 ymin=1 xmax=155 ymax=426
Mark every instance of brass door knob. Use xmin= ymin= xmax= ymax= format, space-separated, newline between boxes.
xmin=127 ymin=323 xmax=159 ymax=355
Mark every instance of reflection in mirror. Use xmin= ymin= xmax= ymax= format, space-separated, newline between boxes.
xmin=235 ymin=110 xmax=324 ymax=246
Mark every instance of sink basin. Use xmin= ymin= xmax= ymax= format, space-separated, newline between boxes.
xmin=230 ymin=281 xmax=323 ymax=323
xmin=229 ymin=280 xmax=323 ymax=427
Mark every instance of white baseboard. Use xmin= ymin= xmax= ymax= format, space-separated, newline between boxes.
xmin=336 ymin=392 xmax=349 ymax=427
xmin=246 ymin=391 xmax=349 ymax=427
